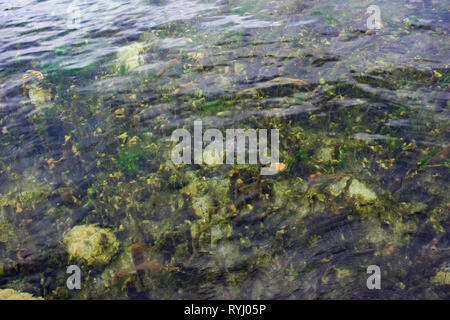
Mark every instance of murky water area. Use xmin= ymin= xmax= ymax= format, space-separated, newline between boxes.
xmin=0 ymin=0 xmax=448 ymax=299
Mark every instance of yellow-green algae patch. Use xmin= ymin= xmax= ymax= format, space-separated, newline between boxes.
xmin=63 ymin=224 xmax=119 ymax=266
xmin=348 ymin=179 xmax=377 ymax=202
xmin=315 ymin=147 xmax=334 ymax=163
xmin=0 ymin=216 xmax=15 ymax=244
xmin=432 ymin=271 xmax=450 ymax=285
xmin=0 ymin=289 xmax=43 ymax=300
xmin=28 ymin=86 xmax=51 ymax=106
xmin=328 ymin=176 xmax=351 ymax=197
xmin=115 ymin=43 xmax=145 ymax=73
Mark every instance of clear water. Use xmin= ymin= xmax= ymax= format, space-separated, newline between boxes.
xmin=0 ymin=0 xmax=448 ymax=299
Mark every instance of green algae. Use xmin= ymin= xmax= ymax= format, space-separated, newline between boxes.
xmin=28 ymin=85 xmax=52 ymax=107
xmin=348 ymin=179 xmax=377 ymax=202
xmin=118 ymin=146 xmax=147 ymax=175
xmin=431 ymin=271 xmax=450 ymax=286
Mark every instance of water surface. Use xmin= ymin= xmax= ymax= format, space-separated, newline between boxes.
xmin=0 ymin=0 xmax=449 ymax=299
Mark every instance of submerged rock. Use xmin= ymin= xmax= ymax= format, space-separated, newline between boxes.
xmin=316 ymin=147 xmax=334 ymax=163
xmin=55 ymin=187 xmax=77 ymax=205
xmin=192 ymin=195 xmax=213 ymax=219
xmin=431 ymin=263 xmax=450 ymax=285
xmin=431 ymin=271 xmax=450 ymax=285
xmin=348 ymin=179 xmax=377 ymax=201
xmin=211 ymin=223 xmax=233 ymax=247
xmin=63 ymin=224 xmax=119 ymax=266
xmin=116 ymin=43 xmax=145 ymax=73
xmin=328 ymin=176 xmax=350 ymax=197
xmin=28 ymin=86 xmax=51 ymax=106
xmin=0 ymin=289 xmax=43 ymax=300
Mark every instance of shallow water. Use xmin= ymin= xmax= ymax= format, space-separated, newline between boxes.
xmin=0 ymin=0 xmax=449 ymax=299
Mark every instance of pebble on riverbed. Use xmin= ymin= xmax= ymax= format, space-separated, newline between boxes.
xmin=348 ymin=179 xmax=377 ymax=202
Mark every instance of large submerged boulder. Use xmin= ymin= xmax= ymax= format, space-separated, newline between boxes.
xmin=0 ymin=289 xmax=43 ymax=300
xmin=63 ymin=224 xmax=119 ymax=267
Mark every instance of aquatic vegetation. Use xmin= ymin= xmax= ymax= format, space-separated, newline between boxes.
xmin=181 ymin=174 xmax=235 ymax=251
xmin=315 ymin=147 xmax=334 ymax=163
xmin=0 ymin=215 xmax=16 ymax=245
xmin=23 ymin=70 xmax=44 ymax=82
xmin=0 ymin=0 xmax=447 ymax=300
xmin=113 ymin=243 xmax=180 ymax=283
xmin=118 ymin=146 xmax=147 ymax=175
xmin=27 ymin=85 xmax=52 ymax=107
xmin=431 ymin=270 xmax=450 ymax=286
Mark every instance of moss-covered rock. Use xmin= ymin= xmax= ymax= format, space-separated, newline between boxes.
xmin=28 ymin=86 xmax=51 ymax=106
xmin=316 ymin=147 xmax=334 ymax=163
xmin=115 ymin=43 xmax=145 ymax=73
xmin=431 ymin=271 xmax=450 ymax=285
xmin=63 ymin=224 xmax=119 ymax=267
xmin=328 ymin=176 xmax=350 ymax=197
xmin=348 ymin=179 xmax=377 ymax=201
xmin=0 ymin=289 xmax=43 ymax=300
